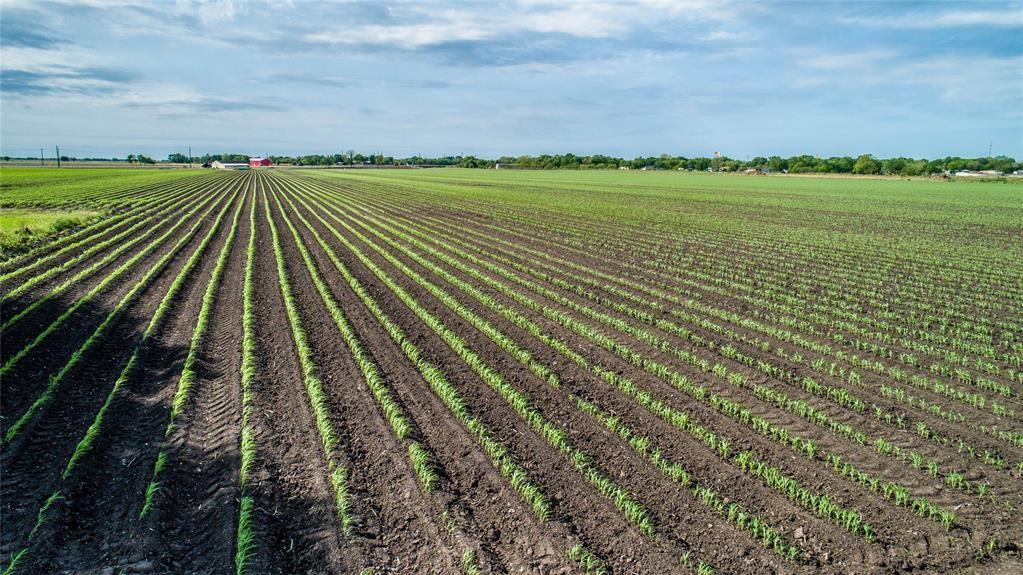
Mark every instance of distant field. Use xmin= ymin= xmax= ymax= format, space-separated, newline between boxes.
xmin=0 ymin=208 xmax=100 ymax=253
xmin=1 ymin=168 xmax=1020 ymax=574
xmin=0 ymin=167 xmax=207 ymax=207
xmin=0 ymin=160 xmax=192 ymax=169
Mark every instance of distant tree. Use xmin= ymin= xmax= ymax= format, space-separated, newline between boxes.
xmin=167 ymin=153 xmax=189 ymax=163
xmin=767 ymin=156 xmax=787 ymax=172
xmin=881 ymin=157 xmax=906 ymax=175
xmin=853 ymin=154 xmax=881 ymax=174
xmin=944 ymin=157 xmax=968 ymax=172
xmin=900 ymin=159 xmax=928 ymax=176
xmin=787 ymin=155 xmax=819 ymax=173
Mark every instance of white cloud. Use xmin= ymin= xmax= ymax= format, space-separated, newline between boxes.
xmin=303 ymin=0 xmax=741 ymax=47
xmin=306 ymin=20 xmax=490 ymax=48
xmin=2 ymin=45 xmax=96 ymax=71
xmin=191 ymin=0 xmax=239 ymax=25
xmin=840 ymin=8 xmax=1023 ymax=29
xmin=788 ymin=49 xmax=1021 ymax=107
xmin=796 ymin=49 xmax=895 ymax=71
xmin=890 ymin=56 xmax=1022 ymax=104
xmin=699 ymin=29 xmax=753 ymax=42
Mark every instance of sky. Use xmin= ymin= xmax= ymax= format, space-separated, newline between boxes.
xmin=1 ymin=0 xmax=1021 ymax=160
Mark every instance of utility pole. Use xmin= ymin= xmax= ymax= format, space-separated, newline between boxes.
xmin=56 ymin=146 xmax=61 ymax=168
xmin=188 ymin=146 xmax=193 ymax=168
xmin=40 ymin=148 xmax=44 ymax=166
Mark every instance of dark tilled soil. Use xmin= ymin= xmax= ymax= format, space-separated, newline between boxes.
xmin=3 ymin=170 xmax=1020 ymax=575
xmin=2 ymin=179 xmax=247 ymax=573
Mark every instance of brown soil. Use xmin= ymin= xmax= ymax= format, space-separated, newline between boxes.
xmin=2 ymin=169 xmax=1020 ymax=575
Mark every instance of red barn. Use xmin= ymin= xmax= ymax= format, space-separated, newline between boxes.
xmin=249 ymin=157 xmax=272 ymax=167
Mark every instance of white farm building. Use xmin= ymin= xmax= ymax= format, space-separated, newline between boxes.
xmin=211 ymin=160 xmax=249 ymax=170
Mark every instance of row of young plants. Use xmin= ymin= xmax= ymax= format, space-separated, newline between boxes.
xmin=404 ymin=221 xmax=1018 ymax=450
xmin=273 ymin=182 xmax=555 ymax=525
xmin=451 ymin=189 xmax=1019 ymax=346
xmin=284 ymin=187 xmax=658 ymax=537
xmin=343 ymin=180 xmax=1021 ymax=418
xmin=429 ymin=216 xmax=1023 ymax=482
xmin=309 ymin=183 xmax=959 ymax=533
xmin=593 ymin=218 xmax=1023 ymax=407
xmin=138 ymin=181 xmax=248 ymax=517
xmin=616 ymin=219 xmax=1010 ymax=344
xmin=349 ymin=179 xmax=1014 ymax=415
xmin=0 ymin=175 xmax=240 ymax=343
xmin=280 ymin=178 xmax=724 ymax=574
xmin=261 ymin=186 xmax=356 ymax=535
xmin=294 ymin=188 xmax=782 ymax=549
xmin=573 ymin=394 xmax=801 ymax=560
xmin=325 ymin=179 xmax=998 ymax=478
xmin=235 ymin=181 xmax=259 ymax=575
xmin=425 ymin=221 xmax=986 ymax=513
xmin=292 ymin=182 xmax=881 ymax=543
xmin=265 ymin=181 xmax=441 ymax=491
xmin=398 ymin=200 xmax=1022 ymax=457
xmin=298 ymin=182 xmax=871 ymax=552
xmin=289 ymin=183 xmax=815 ymax=561
xmin=0 ymin=179 xmax=222 ymax=335
xmin=439 ymin=221 xmax=1005 ymax=483
xmin=0 ymin=174 xmax=209 ymax=283
xmin=672 ymin=299 xmax=1018 ymax=447
xmin=0 ymin=169 xmax=214 ymax=209
xmin=1 ymin=187 xmax=243 ymax=574
xmin=441 ymin=203 xmax=1021 ymax=401
xmin=566 ymin=221 xmax=1023 ymax=394
xmin=411 ymin=187 xmax=1018 ymax=384
xmin=272 ymin=176 xmax=588 ymax=575
xmin=341 ymin=176 xmax=1017 ymax=359
xmin=1 ymin=183 xmax=240 ymax=446
xmin=1 ymin=181 xmax=208 ymax=304
xmin=387 ymin=190 xmax=1023 ymax=479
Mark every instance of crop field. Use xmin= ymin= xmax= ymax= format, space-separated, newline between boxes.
xmin=0 ymin=167 xmax=1021 ymax=574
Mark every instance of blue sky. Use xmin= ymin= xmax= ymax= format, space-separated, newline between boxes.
xmin=1 ymin=0 xmax=1020 ymax=159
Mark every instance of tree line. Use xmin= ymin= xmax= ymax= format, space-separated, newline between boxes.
xmin=476 ymin=153 xmax=1021 ymax=175
xmin=211 ymin=152 xmax=1020 ymax=175
xmin=5 ymin=151 xmax=1018 ymax=176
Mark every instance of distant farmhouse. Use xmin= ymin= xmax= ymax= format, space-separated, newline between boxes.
xmin=954 ymin=170 xmax=1003 ymax=178
xmin=207 ymin=157 xmax=272 ymax=169
xmin=210 ymin=160 xmax=249 ymax=170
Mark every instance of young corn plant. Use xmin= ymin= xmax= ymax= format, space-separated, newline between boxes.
xmin=269 ymin=189 xmax=440 ymax=493
xmin=0 ymin=185 xmax=226 ymax=384
xmin=318 ymin=195 xmax=882 ymax=539
xmin=567 ymin=543 xmax=608 ymax=575
xmin=140 ymin=189 xmax=246 ymax=517
xmin=236 ymin=181 xmax=260 ymax=575
xmin=264 ymin=186 xmax=355 ymax=535
xmin=3 ymin=187 xmax=243 ymax=572
xmin=291 ymin=188 xmax=655 ymax=536
xmin=280 ymin=188 xmax=553 ymax=521
xmin=461 ymin=549 xmax=483 ymax=575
